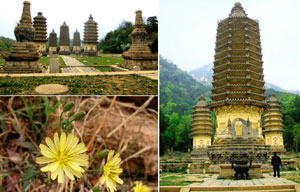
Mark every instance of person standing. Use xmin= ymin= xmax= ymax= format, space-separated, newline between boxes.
xmin=271 ymin=152 xmax=282 ymax=177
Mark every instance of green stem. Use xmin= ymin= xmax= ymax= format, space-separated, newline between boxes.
xmin=86 ymin=168 xmax=104 ymax=173
xmin=2 ymin=171 xmax=41 ymax=190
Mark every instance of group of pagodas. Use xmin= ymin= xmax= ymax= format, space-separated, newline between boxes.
xmin=3 ymin=1 xmax=157 ymax=73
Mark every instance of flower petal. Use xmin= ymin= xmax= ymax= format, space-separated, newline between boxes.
xmin=63 ymin=165 xmax=75 ymax=180
xmin=68 ymin=161 xmax=84 ymax=172
xmin=107 ymin=150 xmax=114 ymax=162
xmin=60 ymin=132 xmax=66 ymax=152
xmin=45 ymin=137 xmax=57 ymax=154
xmin=54 ymin=132 xmax=60 ymax=151
xmin=40 ymin=161 xmax=59 ymax=172
xmin=57 ymin=165 xmax=65 ymax=183
xmin=69 ymin=142 xmax=87 ymax=155
xmin=36 ymin=156 xmax=55 ymax=164
xmin=69 ymin=166 xmax=82 ymax=178
xmin=39 ymin=144 xmax=56 ymax=158
xmin=65 ymin=133 xmax=75 ymax=152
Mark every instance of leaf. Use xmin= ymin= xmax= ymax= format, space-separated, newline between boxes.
xmin=14 ymin=110 xmax=29 ymax=118
xmin=92 ymin=187 xmax=100 ymax=192
xmin=7 ymin=149 xmax=22 ymax=165
xmin=94 ymin=149 xmax=109 ymax=159
xmin=14 ymin=140 xmax=37 ymax=150
xmin=21 ymin=167 xmax=34 ymax=192
xmin=0 ymin=160 xmax=9 ymax=166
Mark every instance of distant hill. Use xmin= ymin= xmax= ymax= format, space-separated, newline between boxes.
xmin=188 ymin=63 xmax=299 ymax=94
xmin=160 ymin=56 xmax=211 ymax=116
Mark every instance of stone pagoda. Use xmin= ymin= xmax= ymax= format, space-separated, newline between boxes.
xmin=3 ymin=1 xmax=44 ymax=73
xmin=207 ymin=2 xmax=271 ymax=178
xmin=83 ymin=15 xmax=98 ymax=56
xmin=121 ymin=10 xmax=158 ymax=70
xmin=49 ymin=30 xmax=57 ymax=54
xmin=264 ymin=95 xmax=285 ymax=153
xmin=59 ymin=22 xmax=70 ymax=55
xmin=72 ymin=29 xmax=81 ymax=55
xmin=191 ymin=96 xmax=213 ymax=160
xmin=33 ymin=12 xmax=47 ymax=56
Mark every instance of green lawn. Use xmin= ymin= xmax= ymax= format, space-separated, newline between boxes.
xmin=280 ymin=171 xmax=300 ymax=183
xmin=39 ymin=56 xmax=66 ymax=67
xmin=0 ymin=56 xmax=5 ymax=66
xmin=75 ymin=55 xmax=124 ymax=66
xmin=0 ymin=75 xmax=158 ymax=95
xmin=160 ymin=175 xmax=200 ymax=186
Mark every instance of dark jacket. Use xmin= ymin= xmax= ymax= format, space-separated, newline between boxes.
xmin=271 ymin=155 xmax=282 ymax=166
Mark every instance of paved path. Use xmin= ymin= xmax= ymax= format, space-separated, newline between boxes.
xmin=61 ymin=56 xmax=99 ymax=73
xmin=0 ymin=71 xmax=158 ymax=80
xmin=189 ymin=173 xmax=296 ymax=187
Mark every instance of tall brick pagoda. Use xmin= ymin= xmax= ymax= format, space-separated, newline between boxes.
xmin=264 ymin=95 xmax=285 ymax=153
xmin=207 ymin=2 xmax=271 ymax=178
xmin=121 ymin=10 xmax=158 ymax=70
xmin=33 ymin=12 xmax=47 ymax=56
xmin=49 ymin=29 xmax=57 ymax=54
xmin=191 ymin=96 xmax=213 ymax=160
xmin=83 ymin=15 xmax=98 ymax=56
xmin=3 ymin=1 xmax=44 ymax=73
xmin=73 ymin=29 xmax=81 ymax=55
xmin=59 ymin=21 xmax=70 ymax=55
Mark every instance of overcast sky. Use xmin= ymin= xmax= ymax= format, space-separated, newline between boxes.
xmin=160 ymin=0 xmax=300 ymax=91
xmin=0 ymin=0 xmax=158 ymax=40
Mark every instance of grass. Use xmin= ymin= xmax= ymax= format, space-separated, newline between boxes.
xmin=39 ymin=56 xmax=66 ymax=67
xmin=0 ymin=75 xmax=158 ymax=95
xmin=160 ymin=174 xmax=203 ymax=186
xmin=0 ymin=56 xmax=5 ymax=66
xmin=75 ymin=56 xmax=124 ymax=66
xmin=281 ymin=171 xmax=300 ymax=183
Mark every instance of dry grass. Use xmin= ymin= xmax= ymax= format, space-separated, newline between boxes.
xmin=0 ymin=96 xmax=158 ymax=191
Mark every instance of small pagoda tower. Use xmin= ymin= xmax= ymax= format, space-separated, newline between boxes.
xmin=191 ymin=96 xmax=213 ymax=160
xmin=121 ymin=10 xmax=158 ymax=70
xmin=49 ymin=30 xmax=57 ymax=54
xmin=33 ymin=12 xmax=47 ymax=56
xmin=59 ymin=21 xmax=70 ymax=55
xmin=83 ymin=15 xmax=98 ymax=56
xmin=264 ymin=95 xmax=285 ymax=153
xmin=3 ymin=1 xmax=44 ymax=73
xmin=72 ymin=29 xmax=81 ymax=55
xmin=207 ymin=2 xmax=271 ymax=178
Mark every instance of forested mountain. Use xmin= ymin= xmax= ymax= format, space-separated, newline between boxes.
xmin=98 ymin=16 xmax=158 ymax=53
xmin=0 ymin=36 xmax=15 ymax=52
xmin=188 ymin=63 xmax=299 ymax=94
xmin=160 ymin=56 xmax=300 ymax=155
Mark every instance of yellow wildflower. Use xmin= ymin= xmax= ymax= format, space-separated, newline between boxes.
xmin=99 ymin=150 xmax=123 ymax=192
xmin=36 ymin=132 xmax=88 ymax=183
xmin=133 ymin=181 xmax=152 ymax=192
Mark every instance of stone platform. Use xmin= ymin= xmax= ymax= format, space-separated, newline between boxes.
xmin=160 ymin=173 xmax=298 ymax=192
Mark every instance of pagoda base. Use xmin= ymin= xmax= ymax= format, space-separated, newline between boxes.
xmin=121 ymin=51 xmax=158 ymax=70
xmin=4 ymin=60 xmax=45 ymax=73
xmin=191 ymin=148 xmax=208 ymax=161
xmin=218 ymin=163 xmax=263 ymax=179
xmin=83 ymin=51 xmax=97 ymax=57
xmin=59 ymin=51 xmax=70 ymax=55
